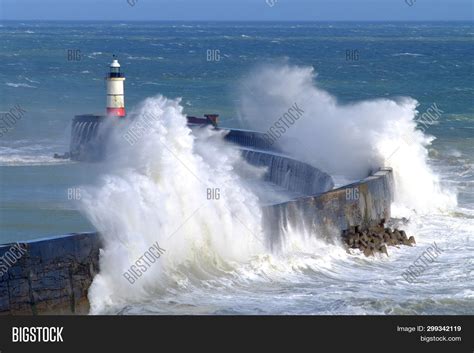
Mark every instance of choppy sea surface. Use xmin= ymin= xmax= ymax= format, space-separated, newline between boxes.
xmin=0 ymin=21 xmax=472 ymax=315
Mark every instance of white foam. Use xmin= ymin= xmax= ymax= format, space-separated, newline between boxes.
xmin=5 ymin=82 xmax=36 ymax=88
xmin=82 ymin=96 xmax=265 ymax=313
xmin=0 ymin=154 xmax=69 ymax=166
xmin=0 ymin=142 xmax=69 ymax=166
xmin=237 ymin=63 xmax=457 ymax=214
xmin=391 ymin=53 xmax=424 ymax=57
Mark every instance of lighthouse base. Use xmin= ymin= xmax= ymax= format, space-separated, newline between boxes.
xmin=106 ymin=107 xmax=126 ymax=117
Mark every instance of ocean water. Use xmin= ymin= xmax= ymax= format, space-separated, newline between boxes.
xmin=0 ymin=21 xmax=473 ymax=315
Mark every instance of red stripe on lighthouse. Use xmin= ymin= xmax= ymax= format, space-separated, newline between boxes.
xmin=107 ymin=107 xmax=126 ymax=117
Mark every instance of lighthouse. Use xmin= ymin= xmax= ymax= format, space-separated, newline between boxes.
xmin=106 ymin=58 xmax=126 ymax=117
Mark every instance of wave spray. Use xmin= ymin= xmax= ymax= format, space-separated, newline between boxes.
xmin=81 ymin=96 xmax=264 ymax=314
xmin=237 ymin=64 xmax=456 ymax=213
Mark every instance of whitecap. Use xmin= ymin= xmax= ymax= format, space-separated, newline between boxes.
xmin=392 ymin=53 xmax=424 ymax=57
xmin=22 ymin=76 xmax=40 ymax=84
xmin=0 ymin=155 xmax=70 ymax=166
xmin=5 ymin=82 xmax=36 ymax=88
xmin=127 ymin=56 xmax=152 ymax=60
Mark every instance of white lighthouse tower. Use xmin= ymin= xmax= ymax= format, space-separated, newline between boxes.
xmin=106 ymin=57 xmax=126 ymax=117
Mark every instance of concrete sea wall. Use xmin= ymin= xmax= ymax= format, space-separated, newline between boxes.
xmin=70 ymin=116 xmax=282 ymax=162
xmin=70 ymin=115 xmax=105 ymax=161
xmin=0 ymin=233 xmax=100 ymax=315
xmin=241 ymin=148 xmax=334 ymax=196
xmin=263 ymin=168 xmax=393 ymax=250
xmin=2 ymin=118 xmax=394 ymax=314
xmin=0 ymin=168 xmax=393 ymax=315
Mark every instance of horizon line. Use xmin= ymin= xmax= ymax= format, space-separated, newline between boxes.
xmin=1 ymin=19 xmax=473 ymax=22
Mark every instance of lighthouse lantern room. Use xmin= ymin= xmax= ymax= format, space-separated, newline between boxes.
xmin=106 ymin=58 xmax=126 ymax=117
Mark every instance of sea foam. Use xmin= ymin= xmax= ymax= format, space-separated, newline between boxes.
xmin=237 ymin=64 xmax=457 ymax=214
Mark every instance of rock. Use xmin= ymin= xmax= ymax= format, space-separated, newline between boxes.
xmin=393 ymin=230 xmax=401 ymax=240
xmin=379 ymin=245 xmax=388 ymax=256
xmin=400 ymin=230 xmax=408 ymax=240
xmin=372 ymin=224 xmax=384 ymax=233
xmin=341 ymin=223 xmax=413 ymax=257
xmin=363 ymin=247 xmax=374 ymax=257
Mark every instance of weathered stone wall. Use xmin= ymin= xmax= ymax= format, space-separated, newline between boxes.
xmin=223 ymin=128 xmax=281 ymax=153
xmin=262 ymin=168 xmax=394 ymax=251
xmin=0 ymin=233 xmax=100 ymax=315
xmin=241 ymin=148 xmax=334 ymax=196
xmin=70 ymin=115 xmax=107 ymax=162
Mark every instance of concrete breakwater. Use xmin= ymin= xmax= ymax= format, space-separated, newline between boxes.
xmin=0 ymin=233 xmax=100 ymax=315
xmin=0 ymin=167 xmax=393 ymax=315
xmin=0 ymin=118 xmax=395 ymax=314
xmin=241 ymin=148 xmax=334 ymax=196
xmin=69 ymin=115 xmax=106 ymax=162
xmin=263 ymin=168 xmax=394 ymax=251
xmin=68 ymin=115 xmax=283 ymax=162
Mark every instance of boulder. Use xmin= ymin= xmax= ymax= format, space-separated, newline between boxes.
xmin=363 ymin=247 xmax=374 ymax=257
xmin=340 ymin=222 xmax=415 ymax=257
xmin=379 ymin=245 xmax=388 ymax=256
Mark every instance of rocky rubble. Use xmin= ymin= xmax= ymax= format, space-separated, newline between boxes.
xmin=342 ymin=219 xmax=415 ymax=257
